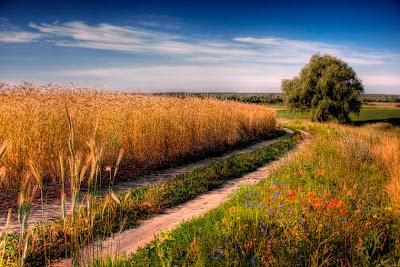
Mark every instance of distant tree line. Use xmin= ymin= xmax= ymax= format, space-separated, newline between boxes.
xmin=210 ymin=94 xmax=284 ymax=104
xmin=362 ymin=95 xmax=400 ymax=103
xmin=154 ymin=93 xmax=284 ymax=104
xmin=154 ymin=92 xmax=399 ymax=104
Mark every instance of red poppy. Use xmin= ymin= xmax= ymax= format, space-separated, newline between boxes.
xmin=340 ymin=209 xmax=349 ymax=216
xmin=323 ymin=193 xmax=330 ymax=198
xmin=307 ymin=192 xmax=313 ymax=202
xmin=327 ymin=199 xmax=337 ymax=209
xmin=290 ymin=229 xmax=298 ymax=236
xmin=336 ymin=200 xmax=344 ymax=209
xmin=298 ymin=170 xmax=305 ymax=175
xmin=288 ymin=189 xmax=296 ymax=201
xmin=313 ymin=198 xmax=321 ymax=208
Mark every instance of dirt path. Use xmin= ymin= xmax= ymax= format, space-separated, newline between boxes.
xmin=0 ymin=130 xmax=291 ymax=232
xmin=55 ymin=130 xmax=311 ymax=266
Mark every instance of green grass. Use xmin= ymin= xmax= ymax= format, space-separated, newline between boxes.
xmin=277 ymin=109 xmax=311 ymax=120
xmin=350 ymin=108 xmax=400 ymax=122
xmin=277 ymin=107 xmax=400 ymax=123
xmin=99 ymin=123 xmax=400 ymax=266
xmin=1 ymin=131 xmax=302 ymax=266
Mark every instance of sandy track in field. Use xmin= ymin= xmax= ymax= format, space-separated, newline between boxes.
xmin=54 ymin=130 xmax=311 ymax=266
xmin=0 ymin=130 xmax=291 ymax=232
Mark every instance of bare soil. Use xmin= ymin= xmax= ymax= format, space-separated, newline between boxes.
xmin=54 ymin=130 xmax=311 ymax=266
xmin=0 ymin=130 xmax=290 ymax=231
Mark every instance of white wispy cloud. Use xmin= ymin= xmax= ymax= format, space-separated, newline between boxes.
xmin=0 ymin=21 xmax=384 ymax=67
xmin=28 ymin=21 xmax=255 ymax=58
xmin=49 ymin=64 xmax=400 ymax=93
xmin=54 ymin=64 xmax=295 ymax=91
xmin=233 ymin=36 xmax=400 ymax=65
xmin=1 ymin=20 xmax=399 ymax=92
xmin=0 ymin=18 xmax=43 ymax=43
xmin=25 ymin=21 xmax=399 ymax=67
xmin=0 ymin=31 xmax=42 ymax=43
xmin=234 ymin=37 xmax=337 ymax=50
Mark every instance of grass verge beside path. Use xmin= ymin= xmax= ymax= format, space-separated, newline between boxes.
xmin=100 ymin=122 xmax=400 ymax=266
xmin=1 ymin=131 xmax=301 ymax=266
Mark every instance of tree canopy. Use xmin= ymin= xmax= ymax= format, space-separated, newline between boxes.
xmin=281 ymin=54 xmax=364 ymax=122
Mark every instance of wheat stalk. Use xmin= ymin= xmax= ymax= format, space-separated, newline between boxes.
xmin=0 ymin=83 xmax=276 ymax=191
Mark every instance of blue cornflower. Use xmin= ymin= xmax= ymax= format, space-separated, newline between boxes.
xmin=217 ymin=246 xmax=223 ymax=254
xmin=251 ymin=256 xmax=256 ymax=265
xmin=258 ymin=203 xmax=263 ymax=209
xmin=273 ymin=179 xmax=277 ymax=185
xmin=214 ymin=255 xmax=219 ymax=260
xmin=276 ymin=191 xmax=281 ymax=196
xmin=288 ymin=209 xmax=293 ymax=215
xmin=351 ymin=199 xmax=357 ymax=209
xmin=245 ymin=201 xmax=249 ymax=208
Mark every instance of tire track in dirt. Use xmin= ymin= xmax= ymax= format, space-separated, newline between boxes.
xmin=0 ymin=130 xmax=291 ymax=232
xmin=54 ymin=130 xmax=311 ymax=266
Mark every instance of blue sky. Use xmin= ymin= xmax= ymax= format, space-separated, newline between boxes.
xmin=0 ymin=0 xmax=399 ymax=93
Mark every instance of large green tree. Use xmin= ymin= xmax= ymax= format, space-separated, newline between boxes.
xmin=282 ymin=54 xmax=364 ymax=122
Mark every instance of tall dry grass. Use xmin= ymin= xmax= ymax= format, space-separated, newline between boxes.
xmin=309 ymin=122 xmax=400 ymax=218
xmin=370 ymin=133 xmax=400 ymax=217
xmin=0 ymin=83 xmax=276 ymax=190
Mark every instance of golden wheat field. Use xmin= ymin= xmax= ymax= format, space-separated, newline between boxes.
xmin=0 ymin=83 xmax=276 ymax=190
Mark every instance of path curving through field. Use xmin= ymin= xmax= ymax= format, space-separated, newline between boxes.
xmin=54 ymin=130 xmax=311 ymax=266
xmin=0 ymin=130 xmax=292 ymax=232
